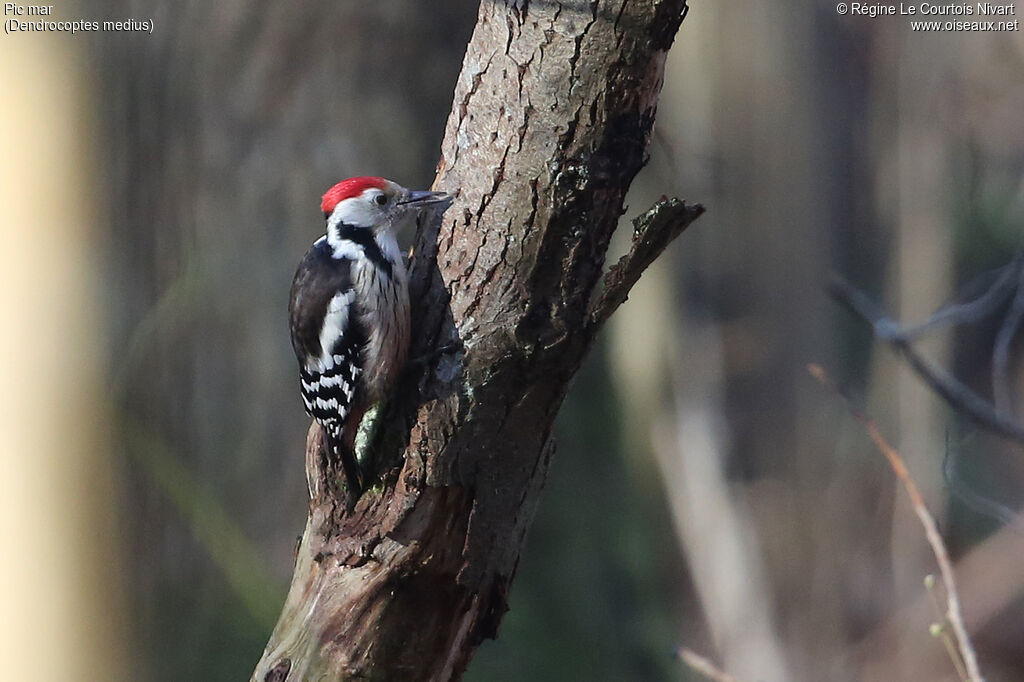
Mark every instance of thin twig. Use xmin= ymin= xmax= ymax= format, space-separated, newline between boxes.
xmin=829 ymin=274 xmax=1024 ymax=445
xmin=925 ymin=574 xmax=970 ymax=682
xmin=809 ymin=364 xmax=985 ymax=682
xmin=676 ymin=647 xmax=742 ymax=682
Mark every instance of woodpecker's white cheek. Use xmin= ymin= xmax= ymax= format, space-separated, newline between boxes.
xmin=330 ymin=197 xmax=381 ymax=229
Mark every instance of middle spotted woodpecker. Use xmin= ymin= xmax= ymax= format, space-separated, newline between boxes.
xmin=288 ymin=176 xmax=449 ymax=501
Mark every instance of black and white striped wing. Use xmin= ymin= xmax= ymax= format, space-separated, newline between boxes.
xmin=288 ymin=241 xmax=365 ymax=439
xmin=298 ymin=323 xmax=363 ymax=435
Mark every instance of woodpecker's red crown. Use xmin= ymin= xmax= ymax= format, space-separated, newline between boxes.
xmin=321 ymin=176 xmax=389 ymax=214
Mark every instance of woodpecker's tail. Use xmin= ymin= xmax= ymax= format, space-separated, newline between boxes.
xmin=324 ymin=428 xmax=362 ymax=507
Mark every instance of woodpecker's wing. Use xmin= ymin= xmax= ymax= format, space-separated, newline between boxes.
xmin=288 ymin=239 xmax=366 ymax=429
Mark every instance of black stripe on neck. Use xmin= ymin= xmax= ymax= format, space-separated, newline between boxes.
xmin=333 ymin=222 xmax=392 ymax=276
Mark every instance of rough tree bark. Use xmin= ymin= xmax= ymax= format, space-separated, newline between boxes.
xmin=252 ymin=1 xmax=702 ymax=680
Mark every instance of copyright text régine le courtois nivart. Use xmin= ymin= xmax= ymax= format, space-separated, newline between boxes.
xmin=845 ymin=2 xmax=1015 ymax=16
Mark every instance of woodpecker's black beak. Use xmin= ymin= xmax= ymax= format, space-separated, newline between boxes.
xmin=398 ymin=190 xmax=450 ymax=207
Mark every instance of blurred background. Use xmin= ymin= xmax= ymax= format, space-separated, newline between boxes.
xmin=2 ymin=1 xmax=1023 ymax=680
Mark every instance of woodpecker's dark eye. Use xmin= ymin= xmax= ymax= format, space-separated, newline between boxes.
xmin=374 ymin=194 xmax=388 ymax=206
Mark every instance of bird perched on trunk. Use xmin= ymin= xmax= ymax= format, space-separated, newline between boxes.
xmin=288 ymin=176 xmax=449 ymax=504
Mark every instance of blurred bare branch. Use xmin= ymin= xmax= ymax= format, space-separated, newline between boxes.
xmin=829 ymin=269 xmax=1024 ymax=445
xmin=810 ymin=364 xmax=984 ymax=682
xmin=827 ymin=259 xmax=1021 ymax=342
xmin=942 ymin=444 xmax=1023 ymax=529
xmin=881 ymin=259 xmax=1019 ymax=343
xmin=992 ymin=265 xmax=1024 ymax=414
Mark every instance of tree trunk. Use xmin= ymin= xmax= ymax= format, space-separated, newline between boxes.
xmin=252 ymin=1 xmax=702 ymax=680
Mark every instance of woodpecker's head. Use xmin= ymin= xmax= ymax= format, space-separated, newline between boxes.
xmin=321 ymin=176 xmax=449 ymax=238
